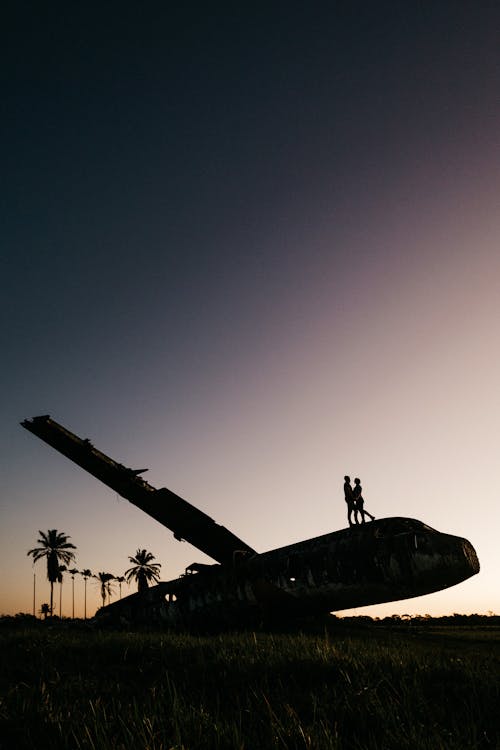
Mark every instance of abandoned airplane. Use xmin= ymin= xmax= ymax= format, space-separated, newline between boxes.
xmin=21 ymin=415 xmax=480 ymax=627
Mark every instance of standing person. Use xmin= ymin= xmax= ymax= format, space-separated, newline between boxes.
xmin=344 ymin=476 xmax=357 ymax=526
xmin=353 ymin=478 xmax=375 ymax=523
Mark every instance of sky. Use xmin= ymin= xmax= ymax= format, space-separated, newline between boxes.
xmin=2 ymin=1 xmax=499 ymax=619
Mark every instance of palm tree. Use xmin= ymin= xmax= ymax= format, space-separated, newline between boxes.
xmin=80 ymin=569 xmax=92 ymax=619
xmin=58 ymin=565 xmax=67 ymax=618
xmin=27 ymin=530 xmax=76 ymax=617
xmin=115 ymin=576 xmax=126 ymax=599
xmin=94 ymin=572 xmax=115 ymax=608
xmin=125 ymin=549 xmax=161 ymax=594
xmin=106 ymin=575 xmax=115 ymax=604
xmin=39 ymin=603 xmax=50 ymax=619
xmin=68 ymin=568 xmax=79 ymax=618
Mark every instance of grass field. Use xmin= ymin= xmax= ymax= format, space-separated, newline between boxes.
xmin=1 ymin=621 xmax=498 ymax=750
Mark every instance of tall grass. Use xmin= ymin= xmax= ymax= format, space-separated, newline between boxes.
xmin=1 ymin=626 xmax=498 ymax=749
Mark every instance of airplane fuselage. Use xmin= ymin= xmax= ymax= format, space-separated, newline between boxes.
xmin=102 ymin=517 xmax=479 ymax=627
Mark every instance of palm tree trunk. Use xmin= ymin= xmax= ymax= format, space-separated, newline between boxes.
xmin=50 ymin=581 xmax=54 ymax=618
xmin=84 ymin=579 xmax=87 ymax=620
xmin=72 ymin=576 xmax=75 ymax=619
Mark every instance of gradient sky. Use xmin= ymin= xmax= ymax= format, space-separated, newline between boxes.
xmin=2 ymin=2 xmax=499 ymax=619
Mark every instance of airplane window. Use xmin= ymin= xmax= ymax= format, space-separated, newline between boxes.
xmin=375 ymin=519 xmax=437 ymax=537
xmin=288 ymin=556 xmax=301 ymax=579
xmin=376 ymin=519 xmax=426 ymax=536
xmin=415 ymin=534 xmax=431 ymax=550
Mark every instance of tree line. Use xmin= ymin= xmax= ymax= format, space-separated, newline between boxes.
xmin=27 ymin=529 xmax=161 ymax=619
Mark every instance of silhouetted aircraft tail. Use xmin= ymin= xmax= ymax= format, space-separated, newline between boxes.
xmin=21 ymin=415 xmax=255 ymax=565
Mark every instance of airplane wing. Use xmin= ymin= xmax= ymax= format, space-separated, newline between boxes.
xmin=21 ymin=415 xmax=256 ymax=565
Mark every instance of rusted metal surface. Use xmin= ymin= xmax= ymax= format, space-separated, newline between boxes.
xmin=21 ymin=415 xmax=480 ymax=628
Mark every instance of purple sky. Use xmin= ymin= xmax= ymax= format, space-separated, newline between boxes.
xmin=2 ymin=2 xmax=499 ymax=617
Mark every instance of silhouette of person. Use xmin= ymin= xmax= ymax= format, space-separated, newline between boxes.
xmin=353 ymin=478 xmax=375 ymax=523
xmin=344 ymin=475 xmax=357 ymax=526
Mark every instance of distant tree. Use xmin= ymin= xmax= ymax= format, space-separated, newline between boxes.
xmin=39 ymin=603 xmax=50 ymax=619
xmin=125 ymin=549 xmax=161 ymax=594
xmin=27 ymin=530 xmax=76 ymax=617
xmin=80 ymin=569 xmax=92 ymax=619
xmin=94 ymin=572 xmax=115 ymax=608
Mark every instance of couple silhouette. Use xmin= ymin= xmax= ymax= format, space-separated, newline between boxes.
xmin=343 ymin=476 xmax=375 ymax=526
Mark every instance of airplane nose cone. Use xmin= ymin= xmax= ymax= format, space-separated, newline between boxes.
xmin=441 ymin=535 xmax=480 ymax=587
xmin=461 ymin=537 xmax=480 ymax=576
xmin=412 ymin=532 xmax=480 ymax=594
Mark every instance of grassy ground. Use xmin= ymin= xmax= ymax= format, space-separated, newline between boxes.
xmin=1 ymin=623 xmax=498 ymax=750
